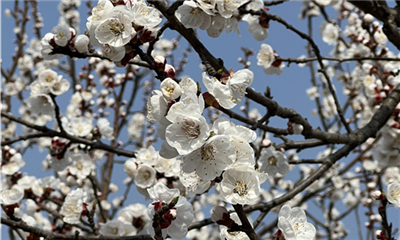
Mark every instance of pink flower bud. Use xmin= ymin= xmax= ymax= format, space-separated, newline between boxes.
xmin=371 ymin=190 xmax=382 ymax=200
xmin=164 ymin=64 xmax=175 ymax=79
xmin=140 ymin=29 xmax=157 ymax=44
xmin=211 ymin=206 xmax=233 ymax=227
xmin=154 ymin=55 xmax=166 ymax=72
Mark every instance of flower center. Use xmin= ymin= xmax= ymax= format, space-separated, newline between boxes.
xmin=109 ymin=227 xmax=118 ymax=235
xmin=107 ymin=19 xmax=125 ymax=36
xmin=201 ymin=144 xmax=216 ymax=161
xmin=233 ymin=180 xmax=248 ymax=196
xmin=46 ymin=75 xmax=54 ymax=83
xmin=390 ymin=187 xmax=400 ymax=199
xmin=293 ymin=222 xmax=305 ymax=234
xmin=76 ymin=124 xmax=84 ymax=133
xmin=140 ymin=170 xmax=151 ymax=180
xmin=268 ymin=156 xmax=277 ymax=166
xmin=76 ymin=162 xmax=84 ymax=171
xmin=182 ymin=119 xmax=201 ymax=139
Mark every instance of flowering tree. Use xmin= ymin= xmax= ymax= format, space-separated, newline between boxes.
xmin=2 ymin=0 xmax=400 ymax=240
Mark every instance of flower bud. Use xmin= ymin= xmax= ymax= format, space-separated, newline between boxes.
xmin=363 ymin=14 xmax=374 ymax=24
xmin=124 ymin=160 xmax=138 ymax=178
xmin=74 ymin=34 xmax=89 ymax=53
xmin=292 ymin=123 xmax=304 ymax=134
xmin=211 ymin=206 xmax=233 ymax=227
xmin=154 ymin=55 xmax=166 ymax=72
xmin=164 ymin=64 xmax=175 ymax=79
xmin=371 ymin=190 xmax=382 ymax=200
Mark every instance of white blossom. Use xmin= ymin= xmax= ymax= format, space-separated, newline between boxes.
xmin=165 ymin=113 xmax=209 ymax=155
xmin=135 ymin=164 xmax=157 ymax=188
xmin=26 ymin=94 xmax=55 ymax=117
xmin=95 ymin=6 xmax=136 ymax=47
xmin=202 ymin=69 xmax=253 ymax=109
xmin=63 ymin=116 xmax=93 ymax=137
xmin=51 ymin=24 xmax=73 ymax=47
xmin=387 ymin=182 xmax=400 ymax=208
xmin=160 ymin=78 xmax=182 ymax=100
xmin=258 ymin=146 xmax=289 ymax=178
xmin=175 ymin=1 xmax=211 ymax=30
xmin=98 ymin=118 xmax=114 ymax=140
xmin=130 ymin=3 xmax=162 ymax=28
xmin=321 ymin=23 xmax=339 ymax=45
xmin=182 ymin=135 xmax=236 ymax=180
xmin=1 ymin=153 xmax=25 ymax=175
xmin=0 ymin=187 xmax=24 ymax=205
xmin=102 ymin=44 xmax=126 ymax=62
xmin=60 ymin=188 xmax=87 ymax=224
xmin=67 ymin=151 xmax=95 ymax=180
xmin=257 ymin=43 xmax=274 ymax=68
xmin=217 ymin=165 xmax=263 ymax=205
xmin=277 ymin=205 xmax=316 ymax=240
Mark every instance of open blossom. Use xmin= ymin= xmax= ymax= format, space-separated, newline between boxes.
xmin=164 ymin=92 xmax=208 ymax=155
xmin=94 ymin=5 xmax=136 ymax=47
xmin=38 ymin=69 xmax=61 ymax=87
xmin=165 ymin=113 xmax=209 ymax=155
xmin=155 ymin=156 xmax=181 ymax=178
xmin=160 ymin=78 xmax=182 ymax=100
xmin=202 ymin=69 xmax=254 ymax=109
xmin=102 ymin=44 xmax=126 ymax=62
xmin=66 ymin=150 xmax=95 ymax=180
xmin=321 ymin=22 xmax=339 ymax=45
xmin=118 ymin=203 xmax=150 ymax=231
xmin=277 ymin=205 xmax=316 ymax=240
xmin=51 ymin=24 xmax=73 ymax=47
xmin=97 ymin=118 xmax=114 ymax=140
xmin=147 ymin=183 xmax=194 ymax=239
xmin=1 ymin=152 xmax=25 ymax=175
xmin=217 ymin=165 xmax=265 ymax=205
xmin=257 ymin=43 xmax=274 ymax=68
xmin=135 ymin=164 xmax=157 ymax=188
xmin=63 ymin=116 xmax=93 ymax=137
xmin=216 ymin=0 xmax=246 ymax=18
xmin=175 ymin=1 xmax=211 ymax=30
xmin=258 ymin=146 xmax=289 ymax=178
xmin=182 ymin=135 xmax=236 ymax=180
xmin=0 ymin=187 xmax=24 ymax=205
xmin=387 ymin=182 xmax=400 ymax=208
xmin=60 ymin=188 xmax=88 ymax=224
xmin=128 ymin=112 xmax=146 ymax=141
xmin=135 ymin=145 xmax=159 ymax=165
xmin=26 ymin=94 xmax=55 ymax=117
xmin=374 ymin=29 xmax=387 ymax=46
xmin=180 ymin=171 xmax=211 ymax=197
xmin=130 ymin=2 xmax=162 ymax=28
